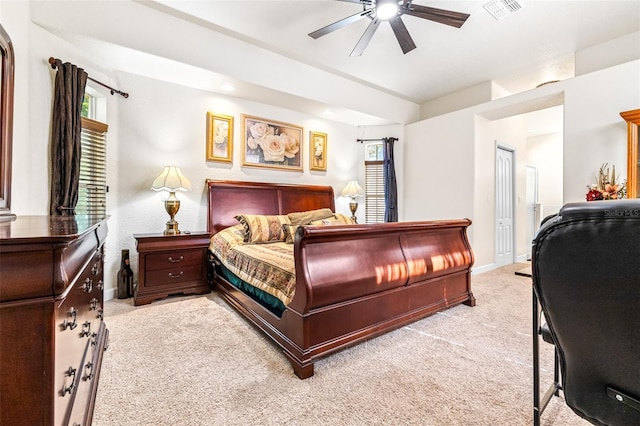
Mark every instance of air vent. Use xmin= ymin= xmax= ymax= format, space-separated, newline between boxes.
xmin=484 ymin=0 xmax=524 ymax=20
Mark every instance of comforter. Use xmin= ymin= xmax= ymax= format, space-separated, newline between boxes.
xmin=210 ymin=225 xmax=296 ymax=305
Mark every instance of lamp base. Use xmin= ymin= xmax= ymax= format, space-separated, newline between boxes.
xmin=164 ymin=220 xmax=180 ymax=235
xmin=349 ymin=200 xmax=358 ymax=224
xmin=163 ymin=193 xmax=181 ymax=235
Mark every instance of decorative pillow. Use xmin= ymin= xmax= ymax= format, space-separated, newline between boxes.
xmin=310 ymin=217 xmax=341 ymax=226
xmin=334 ymin=213 xmax=356 ymax=224
xmin=282 ymin=223 xmax=302 ymax=244
xmin=287 ymin=208 xmax=335 ymax=226
xmin=310 ymin=213 xmax=354 ymax=226
xmin=234 ymin=214 xmax=290 ymax=244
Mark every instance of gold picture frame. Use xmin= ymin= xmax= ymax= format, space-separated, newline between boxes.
xmin=206 ymin=112 xmax=233 ymax=163
xmin=241 ymin=114 xmax=303 ymax=171
xmin=309 ymin=131 xmax=327 ymax=171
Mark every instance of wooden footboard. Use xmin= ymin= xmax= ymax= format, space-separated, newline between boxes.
xmin=207 ymin=180 xmax=475 ymax=378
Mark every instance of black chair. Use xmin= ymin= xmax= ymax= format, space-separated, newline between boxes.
xmin=531 ymin=200 xmax=640 ymax=426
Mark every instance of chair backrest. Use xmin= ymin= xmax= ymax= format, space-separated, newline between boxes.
xmin=532 ymin=199 xmax=640 ymax=426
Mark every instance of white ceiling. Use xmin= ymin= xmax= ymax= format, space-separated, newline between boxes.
xmin=37 ymin=0 xmax=639 ymax=127
xmin=153 ymin=0 xmax=640 ymax=104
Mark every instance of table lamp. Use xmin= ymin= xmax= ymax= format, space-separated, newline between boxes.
xmin=341 ymin=180 xmax=364 ymax=223
xmin=151 ymin=166 xmax=192 ymax=235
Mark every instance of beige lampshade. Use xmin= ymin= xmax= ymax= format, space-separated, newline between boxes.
xmin=341 ymin=180 xmax=364 ymax=198
xmin=151 ymin=166 xmax=192 ymax=192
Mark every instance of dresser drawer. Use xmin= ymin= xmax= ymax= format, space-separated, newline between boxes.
xmin=145 ymin=249 xmax=203 ymax=271
xmin=54 ymin=251 xmax=104 ymax=426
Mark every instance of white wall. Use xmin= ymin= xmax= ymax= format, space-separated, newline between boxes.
xmin=563 ymin=63 xmax=635 ymax=202
xmin=526 ymin=132 xmax=564 ymax=213
xmin=404 ymin=60 xmax=640 ymax=272
xmin=404 ymin=111 xmax=475 ymax=222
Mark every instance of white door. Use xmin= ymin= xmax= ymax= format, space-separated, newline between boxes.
xmin=496 ymin=147 xmax=514 ymax=267
xmin=525 ymin=165 xmax=539 ymax=260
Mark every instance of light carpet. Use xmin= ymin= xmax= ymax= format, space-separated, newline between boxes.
xmin=94 ymin=264 xmax=589 ymax=425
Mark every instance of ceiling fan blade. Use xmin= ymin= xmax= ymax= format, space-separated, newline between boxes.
xmin=402 ymin=4 xmax=470 ymax=28
xmin=308 ymin=10 xmax=372 ymax=39
xmin=389 ymin=16 xmax=416 ymax=54
xmin=350 ymin=17 xmax=381 ymax=57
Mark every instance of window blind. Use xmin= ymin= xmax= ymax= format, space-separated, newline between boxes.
xmin=365 ymin=160 xmax=385 ymax=223
xmin=76 ymin=117 xmax=108 ymax=217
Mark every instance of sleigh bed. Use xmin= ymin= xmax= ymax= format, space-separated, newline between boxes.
xmin=207 ymin=180 xmax=475 ymax=378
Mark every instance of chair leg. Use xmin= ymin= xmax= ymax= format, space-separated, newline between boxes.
xmin=533 ymin=287 xmax=562 ymax=425
xmin=533 ymin=288 xmax=542 ymax=426
xmin=553 ymin=348 xmax=561 ymax=397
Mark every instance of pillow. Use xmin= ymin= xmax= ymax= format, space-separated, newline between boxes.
xmin=234 ymin=214 xmax=290 ymax=244
xmin=334 ymin=213 xmax=356 ymax=224
xmin=310 ymin=213 xmax=354 ymax=226
xmin=287 ymin=208 xmax=335 ymax=226
xmin=282 ymin=223 xmax=301 ymax=244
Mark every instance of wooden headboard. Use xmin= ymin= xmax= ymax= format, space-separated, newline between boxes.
xmin=206 ymin=180 xmax=335 ymax=234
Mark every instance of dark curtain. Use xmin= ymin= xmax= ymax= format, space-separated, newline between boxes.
xmin=49 ymin=62 xmax=87 ymax=215
xmin=383 ymin=137 xmax=398 ymax=222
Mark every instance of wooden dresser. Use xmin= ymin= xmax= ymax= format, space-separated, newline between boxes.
xmin=0 ymin=215 xmax=109 ymax=426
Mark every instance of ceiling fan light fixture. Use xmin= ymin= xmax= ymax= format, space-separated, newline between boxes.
xmin=376 ymin=1 xmax=398 ymax=20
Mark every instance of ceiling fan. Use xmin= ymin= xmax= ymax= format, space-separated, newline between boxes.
xmin=308 ymin=0 xmax=470 ymax=56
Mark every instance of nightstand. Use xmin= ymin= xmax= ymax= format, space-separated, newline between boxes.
xmin=133 ymin=231 xmax=211 ymax=306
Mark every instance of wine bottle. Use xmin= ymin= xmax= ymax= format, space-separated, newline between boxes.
xmin=117 ymin=249 xmax=134 ymax=299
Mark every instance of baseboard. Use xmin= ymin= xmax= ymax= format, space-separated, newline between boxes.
xmin=104 ymin=287 xmax=116 ymax=302
xmin=516 ymin=254 xmax=530 ymax=263
xmin=471 ymin=263 xmax=496 ymax=275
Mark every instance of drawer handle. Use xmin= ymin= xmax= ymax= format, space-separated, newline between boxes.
xmin=97 ymin=309 xmax=104 ymax=320
xmin=90 ymin=332 xmax=98 ymax=346
xmin=83 ymin=361 xmax=94 ymax=381
xmin=62 ymin=308 xmax=78 ymax=331
xmin=81 ymin=278 xmax=93 ymax=293
xmin=91 ymin=263 xmax=99 ymax=275
xmin=97 ymin=279 xmax=104 ymax=290
xmin=89 ymin=298 xmax=99 ymax=311
xmin=168 ymin=255 xmax=184 ymax=263
xmin=80 ymin=321 xmax=92 ymax=338
xmin=61 ymin=367 xmax=76 ymax=396
xmin=168 ymin=271 xmax=184 ymax=279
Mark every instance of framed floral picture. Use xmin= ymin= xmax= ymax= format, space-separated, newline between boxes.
xmin=206 ymin=112 xmax=233 ymax=163
xmin=241 ymin=114 xmax=303 ymax=171
xmin=309 ymin=131 xmax=327 ymax=171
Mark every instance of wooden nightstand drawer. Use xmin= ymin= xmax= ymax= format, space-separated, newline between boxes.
xmin=133 ymin=232 xmax=211 ymax=306
xmin=146 ymin=249 xmax=203 ymax=271
xmin=145 ymin=264 xmax=203 ymax=287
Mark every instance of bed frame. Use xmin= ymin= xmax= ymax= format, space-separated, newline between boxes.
xmin=207 ymin=179 xmax=475 ymax=378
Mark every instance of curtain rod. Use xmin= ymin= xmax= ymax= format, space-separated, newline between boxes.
xmin=48 ymin=57 xmax=129 ymax=99
xmin=356 ymin=137 xmax=398 ymax=143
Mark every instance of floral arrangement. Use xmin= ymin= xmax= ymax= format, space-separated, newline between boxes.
xmin=212 ymin=119 xmax=229 ymax=157
xmin=586 ymin=163 xmax=626 ymax=201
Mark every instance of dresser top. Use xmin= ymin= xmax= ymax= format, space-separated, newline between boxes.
xmin=0 ymin=215 xmax=108 ymax=243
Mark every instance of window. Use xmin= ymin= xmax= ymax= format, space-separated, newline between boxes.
xmin=77 ymin=92 xmax=108 ymax=217
xmin=365 ymin=142 xmax=384 ymax=223
xmin=81 ymin=92 xmax=96 ymax=118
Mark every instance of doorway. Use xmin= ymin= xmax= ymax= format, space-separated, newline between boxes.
xmin=495 ymin=145 xmax=515 ymax=267
xmin=525 ymin=165 xmax=539 ymax=260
